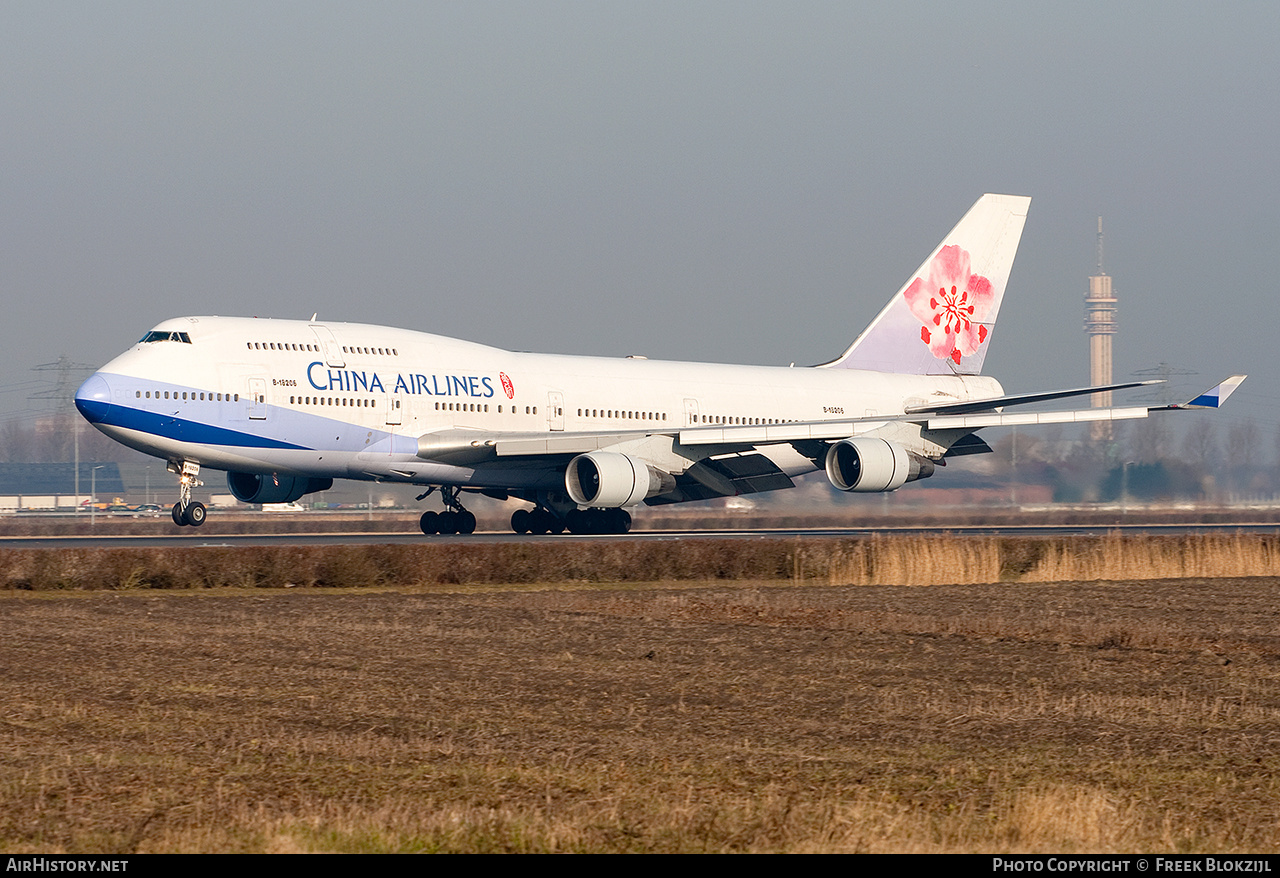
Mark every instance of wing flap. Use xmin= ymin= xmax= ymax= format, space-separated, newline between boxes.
xmin=927 ymin=406 xmax=1150 ymax=430
xmin=678 ymin=420 xmax=876 ymax=446
xmin=711 ymin=453 xmax=797 ymax=492
xmin=494 ymin=432 xmax=642 ymax=456
xmin=651 ymin=454 xmax=796 ymax=504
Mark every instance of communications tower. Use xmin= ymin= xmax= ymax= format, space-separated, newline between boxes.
xmin=1084 ymin=217 xmax=1116 ymax=441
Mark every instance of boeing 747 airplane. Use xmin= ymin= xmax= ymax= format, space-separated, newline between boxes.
xmin=74 ymin=194 xmax=1245 ymax=534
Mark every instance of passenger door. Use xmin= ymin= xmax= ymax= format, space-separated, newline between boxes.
xmin=248 ymin=378 xmax=268 ymax=420
xmin=548 ymin=391 xmax=565 ymax=431
xmin=309 ymin=324 xmax=346 ymax=368
xmin=684 ymin=397 xmax=700 ymax=427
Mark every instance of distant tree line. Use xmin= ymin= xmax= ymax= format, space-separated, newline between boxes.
xmin=992 ymin=417 xmax=1277 ymax=503
xmin=0 ymin=414 xmax=142 ymax=466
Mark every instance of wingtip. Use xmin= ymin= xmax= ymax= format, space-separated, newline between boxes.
xmin=1184 ymin=375 xmax=1247 ymax=409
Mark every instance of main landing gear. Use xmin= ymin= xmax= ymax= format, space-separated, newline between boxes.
xmin=169 ymin=460 xmax=207 ymax=527
xmin=511 ymin=506 xmax=631 ymax=535
xmin=413 ymin=487 xmax=633 ymax=537
xmin=418 ymin=486 xmax=477 ymax=535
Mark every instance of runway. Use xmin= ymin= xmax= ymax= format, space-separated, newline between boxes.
xmin=3 ymin=521 xmax=1279 ymax=549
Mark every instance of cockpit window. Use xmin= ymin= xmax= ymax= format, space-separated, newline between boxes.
xmin=139 ymin=331 xmax=192 ymax=344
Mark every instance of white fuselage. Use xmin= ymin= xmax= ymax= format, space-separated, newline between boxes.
xmin=77 ymin=315 xmax=1003 ymax=493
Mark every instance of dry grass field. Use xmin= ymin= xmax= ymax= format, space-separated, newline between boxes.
xmin=3 ymin=536 xmax=1280 ymax=852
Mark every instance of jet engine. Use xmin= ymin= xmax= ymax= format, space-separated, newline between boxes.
xmin=565 ymin=451 xmax=674 ymax=508
xmin=824 ymin=438 xmax=935 ymax=493
xmin=227 ymin=472 xmax=334 ymax=504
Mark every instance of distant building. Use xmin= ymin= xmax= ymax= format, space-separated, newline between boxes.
xmin=0 ymin=463 xmax=124 ymax=511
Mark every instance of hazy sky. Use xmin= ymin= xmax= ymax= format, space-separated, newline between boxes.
xmin=3 ymin=1 xmax=1276 ymax=442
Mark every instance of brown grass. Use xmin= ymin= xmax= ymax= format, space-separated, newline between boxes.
xmin=1020 ymin=534 xmax=1280 ymax=582
xmin=4 ymin=572 xmax=1280 ymax=852
xmin=1 ymin=533 xmax=1277 ymax=591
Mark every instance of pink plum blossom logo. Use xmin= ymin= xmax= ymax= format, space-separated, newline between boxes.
xmin=903 ymin=244 xmax=994 ymax=365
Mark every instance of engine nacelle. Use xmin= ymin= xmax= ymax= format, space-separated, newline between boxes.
xmin=565 ymin=451 xmax=674 ymax=508
xmin=824 ymin=438 xmax=935 ymax=493
xmin=227 ymin=472 xmax=334 ymax=504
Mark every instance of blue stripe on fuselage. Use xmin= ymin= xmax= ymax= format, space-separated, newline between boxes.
xmin=78 ymin=398 xmax=309 ymax=451
xmin=74 ymin=378 xmax=312 ymax=453
xmin=77 ymin=372 xmax=411 ymax=457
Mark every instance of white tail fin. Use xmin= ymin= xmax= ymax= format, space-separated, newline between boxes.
xmin=821 ymin=193 xmax=1031 ymax=375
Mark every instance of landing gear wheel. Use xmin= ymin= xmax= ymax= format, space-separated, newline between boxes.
xmin=437 ymin=511 xmax=459 ymax=534
xmin=534 ymin=508 xmax=555 ymax=535
xmin=526 ymin=508 xmax=565 ymax=535
xmin=183 ymin=502 xmax=207 ymax=527
xmin=419 ymin=510 xmax=439 ymax=535
xmin=456 ymin=510 xmax=477 ymax=535
xmin=528 ymin=509 xmax=549 ymax=535
xmin=168 ymin=460 xmax=204 ymax=528
xmin=511 ymin=508 xmax=531 ymax=534
xmin=563 ymin=508 xmax=633 ymax=535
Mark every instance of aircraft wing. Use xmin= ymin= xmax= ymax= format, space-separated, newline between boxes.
xmin=673 ymin=406 xmax=1154 ymax=445
xmin=920 ymin=406 xmax=1150 ymax=430
xmin=677 ymin=376 xmax=1246 ymax=444
xmin=419 ymin=428 xmax=662 ymax=463
xmin=416 ymin=376 xmax=1246 ymax=463
xmin=1151 ymin=374 xmax=1247 ymax=410
xmin=902 ymin=379 xmax=1161 ymax=416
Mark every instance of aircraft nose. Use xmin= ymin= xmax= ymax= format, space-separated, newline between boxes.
xmin=75 ymin=373 xmax=112 ymax=424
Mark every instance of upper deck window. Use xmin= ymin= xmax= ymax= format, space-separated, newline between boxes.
xmin=139 ymin=331 xmax=192 ymax=344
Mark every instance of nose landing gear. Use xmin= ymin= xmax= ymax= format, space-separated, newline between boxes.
xmin=168 ymin=460 xmax=206 ymax=527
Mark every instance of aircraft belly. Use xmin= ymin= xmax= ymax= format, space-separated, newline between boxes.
xmin=349 ymin=456 xmax=564 ymax=490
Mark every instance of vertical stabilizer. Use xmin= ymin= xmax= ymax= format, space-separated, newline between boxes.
xmin=821 ymin=193 xmax=1030 ymax=375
